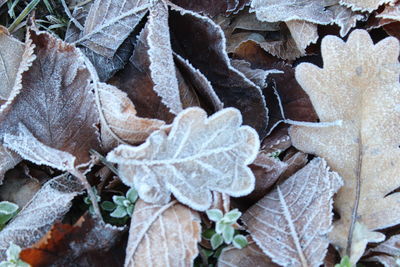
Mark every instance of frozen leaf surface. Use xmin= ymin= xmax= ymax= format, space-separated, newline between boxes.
xmin=0 ymin=174 xmax=83 ymax=258
xmin=242 ymin=158 xmax=342 ymax=267
xmin=74 ymin=0 xmax=151 ymax=58
xmin=125 ymin=200 xmax=201 ymax=267
xmin=340 ymin=0 xmax=396 ymax=12
xmin=171 ymin=0 xmax=242 ymax=16
xmin=97 ymin=83 xmax=165 ymax=148
xmin=0 ymin=29 xmax=100 ymax=167
xmin=289 ymin=30 xmax=400 ymax=262
xmin=107 ymin=107 xmax=259 ymax=211
xmin=328 ymin=4 xmax=365 ymax=37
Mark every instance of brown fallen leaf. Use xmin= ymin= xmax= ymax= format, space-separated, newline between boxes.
xmin=377 ymin=2 xmax=400 ymax=21
xmin=340 ymin=0 xmax=396 ymax=12
xmin=20 ymin=213 xmax=125 ymax=266
xmin=169 ymin=5 xmax=269 ymax=137
xmin=218 ymin=240 xmax=279 ymax=267
xmin=289 ymin=30 xmax=400 ymax=262
xmin=73 ymin=0 xmax=151 ymax=58
xmin=125 ymin=200 xmax=201 ymax=267
xmin=242 ymin=158 xmax=343 ymax=267
xmin=0 ymin=174 xmax=83 ymax=258
xmin=171 ymin=0 xmax=246 ymax=17
xmin=96 ymin=83 xmax=165 ymax=149
xmin=107 ymin=107 xmax=259 ymax=211
xmin=0 ymin=146 xmax=21 ymax=184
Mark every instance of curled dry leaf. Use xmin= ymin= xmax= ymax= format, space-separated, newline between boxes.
xmin=218 ymin=241 xmax=279 ymax=267
xmin=340 ymin=0 xmax=396 ymax=12
xmin=107 ymin=107 xmax=259 ymax=211
xmin=0 ymin=28 xmax=100 ymax=168
xmin=289 ymin=30 xmax=400 ymax=262
xmin=169 ymin=5 xmax=269 ymax=137
xmin=0 ymin=174 xmax=83 ymax=258
xmin=242 ymin=158 xmax=343 ymax=267
xmin=20 ymin=213 xmax=125 ymax=266
xmin=74 ymin=0 xmax=151 ymax=58
xmin=125 ymin=200 xmax=201 ymax=267
xmin=97 ymin=83 xmax=165 ymax=149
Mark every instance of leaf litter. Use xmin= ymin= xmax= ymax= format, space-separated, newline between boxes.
xmin=0 ymin=0 xmax=399 ymax=266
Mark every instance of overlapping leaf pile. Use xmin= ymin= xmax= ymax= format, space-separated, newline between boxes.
xmin=0 ymin=0 xmax=399 ymax=266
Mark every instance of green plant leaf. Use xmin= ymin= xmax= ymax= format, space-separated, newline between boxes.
xmin=0 ymin=201 xmax=18 ymax=225
xmin=232 ymin=234 xmax=248 ymax=249
xmin=101 ymin=201 xmax=116 ymax=211
xmin=202 ymin=228 xmax=216 ymax=240
xmin=126 ymin=188 xmax=138 ymax=203
xmin=112 ymin=195 xmax=126 ymax=206
xmin=335 ymin=256 xmax=352 ymax=267
xmin=222 ymin=209 xmax=241 ymax=224
xmin=206 ymin=209 xmax=223 ymax=222
xmin=211 ymin=233 xmax=223 ymax=250
xmin=126 ymin=205 xmax=134 ymax=216
xmin=110 ymin=205 xmax=128 ymax=218
xmin=216 ymin=221 xmax=228 ymax=234
xmin=222 ymin=225 xmax=234 ymax=244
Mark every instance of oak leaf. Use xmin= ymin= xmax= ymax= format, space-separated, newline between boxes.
xmin=124 ymin=200 xmax=201 ymax=267
xmin=289 ymin=29 xmax=400 ymax=262
xmin=107 ymin=107 xmax=259 ymax=211
xmin=242 ymin=158 xmax=342 ymax=267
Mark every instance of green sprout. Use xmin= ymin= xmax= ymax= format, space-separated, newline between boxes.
xmin=0 ymin=201 xmax=19 ymax=229
xmin=0 ymin=243 xmax=29 ymax=267
xmin=335 ymin=256 xmax=352 ymax=267
xmin=84 ymin=187 xmax=101 ymax=215
xmin=101 ymin=188 xmax=138 ymax=218
xmin=204 ymin=209 xmax=248 ymax=250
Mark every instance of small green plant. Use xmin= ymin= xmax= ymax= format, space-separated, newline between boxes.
xmin=269 ymin=150 xmax=281 ymax=159
xmin=101 ymin=188 xmax=138 ymax=218
xmin=0 ymin=201 xmax=18 ymax=229
xmin=0 ymin=243 xmax=29 ymax=267
xmin=204 ymin=209 xmax=248 ymax=250
xmin=335 ymin=256 xmax=352 ymax=267
xmin=84 ymin=187 xmax=101 ymax=215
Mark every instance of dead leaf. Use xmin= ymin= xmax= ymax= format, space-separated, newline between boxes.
xmin=242 ymin=158 xmax=343 ymax=267
xmin=328 ymin=4 xmax=366 ymax=37
xmin=0 ymin=28 xmax=100 ymax=168
xmin=125 ymin=200 xmax=201 ymax=267
xmin=169 ymin=6 xmax=269 ymax=137
xmin=73 ymin=0 xmax=151 ymax=58
xmin=0 ymin=146 xmax=21 ymax=184
xmin=0 ymin=174 xmax=83 ymax=258
xmin=231 ymin=59 xmax=281 ymax=88
xmin=377 ymin=2 xmax=400 ymax=21
xmin=286 ymin=20 xmax=319 ymax=55
xmin=340 ymin=0 xmax=396 ymax=12
xmin=218 ymin=241 xmax=279 ymax=267
xmin=96 ymin=83 xmax=165 ymax=149
xmin=171 ymin=0 xmax=244 ymax=17
xmin=107 ymin=107 xmax=259 ymax=211
xmin=20 ymin=213 xmax=125 ymax=266
xmin=289 ymin=29 xmax=400 ymax=262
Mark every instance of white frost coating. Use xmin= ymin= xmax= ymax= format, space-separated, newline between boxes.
xmin=147 ymin=1 xmax=182 ymax=115
xmin=107 ymin=107 xmax=259 ymax=211
xmin=339 ymin=0 xmax=396 ymax=12
xmin=125 ymin=200 xmax=201 ymax=267
xmin=4 ymin=124 xmax=76 ymax=171
xmin=0 ymin=174 xmax=83 ymax=257
xmin=74 ymin=0 xmax=151 ymax=58
xmin=328 ymin=4 xmax=365 ymax=37
xmin=242 ymin=158 xmax=343 ymax=267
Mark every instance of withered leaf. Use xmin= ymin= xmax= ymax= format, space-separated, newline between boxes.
xmin=289 ymin=30 xmax=400 ymax=262
xmin=218 ymin=241 xmax=279 ymax=267
xmin=74 ymin=0 xmax=150 ymax=58
xmin=0 ymin=28 xmax=100 ymax=168
xmin=231 ymin=59 xmax=281 ymax=88
xmin=20 ymin=213 xmax=125 ymax=266
xmin=340 ymin=0 xmax=396 ymax=12
xmin=328 ymin=4 xmax=366 ymax=37
xmin=170 ymin=0 xmax=244 ymax=17
xmin=242 ymin=158 xmax=342 ymax=267
xmin=377 ymin=2 xmax=400 ymax=21
xmin=0 ymin=174 xmax=83 ymax=258
xmin=107 ymin=107 xmax=259 ymax=211
xmin=125 ymin=200 xmax=201 ymax=267
xmin=0 ymin=146 xmax=21 ymax=184
xmin=97 ymin=83 xmax=165 ymax=149
xmin=169 ymin=6 xmax=269 ymax=137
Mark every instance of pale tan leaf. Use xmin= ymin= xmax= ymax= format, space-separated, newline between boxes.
xmin=289 ymin=30 xmax=400 ymax=261
xmin=107 ymin=107 xmax=259 ymax=211
xmin=74 ymin=0 xmax=151 ymax=58
xmin=0 ymin=28 xmax=100 ymax=168
xmin=285 ymin=20 xmax=318 ymax=55
xmin=340 ymin=0 xmax=396 ymax=12
xmin=242 ymin=158 xmax=343 ymax=267
xmin=218 ymin=241 xmax=279 ymax=267
xmin=0 ymin=174 xmax=83 ymax=258
xmin=147 ymin=0 xmax=182 ymax=115
xmin=250 ymin=0 xmax=335 ymax=24
xmin=97 ymin=83 xmax=165 ymax=148
xmin=125 ymin=200 xmax=201 ymax=267
xmin=328 ymin=4 xmax=366 ymax=37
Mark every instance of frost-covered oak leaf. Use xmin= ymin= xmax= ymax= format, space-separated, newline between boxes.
xmin=243 ymin=158 xmax=343 ymax=267
xmin=107 ymin=107 xmax=259 ymax=211
xmin=289 ymin=30 xmax=400 ymax=262
xmin=340 ymin=0 xmax=396 ymax=12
